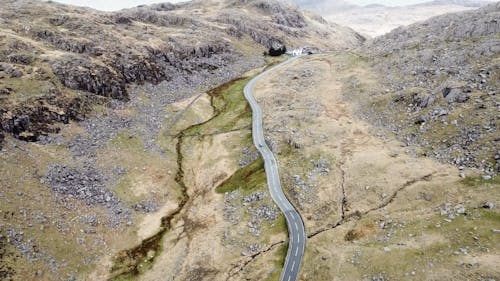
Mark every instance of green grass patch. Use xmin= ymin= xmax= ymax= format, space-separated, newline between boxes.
xmin=429 ymin=208 xmax=500 ymax=250
xmin=427 ymin=123 xmax=460 ymax=142
xmin=276 ymin=242 xmax=288 ymax=267
xmin=2 ymin=77 xmax=54 ymax=102
xmin=266 ymin=214 xmax=287 ymax=235
xmin=105 ymin=130 xmax=180 ymax=203
xmin=460 ymin=175 xmax=500 ymax=187
xmin=264 ymin=55 xmax=288 ymax=69
xmin=276 ymin=243 xmax=289 ymax=268
xmin=112 ymin=176 xmax=141 ymax=203
xmin=352 ymin=205 xmax=499 ymax=279
xmin=215 ymin=158 xmax=266 ymax=194
xmin=346 ymin=53 xmax=368 ymax=66
xmin=263 ymin=243 xmax=288 ymax=281
xmin=110 ymin=131 xmax=144 ymax=149
xmin=183 ymin=77 xmax=252 ymax=136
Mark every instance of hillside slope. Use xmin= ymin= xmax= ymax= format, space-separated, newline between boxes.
xmin=0 ymin=0 xmax=363 ymax=147
xmin=233 ymin=4 xmax=499 ymax=280
xmin=362 ymin=2 xmax=500 ymax=176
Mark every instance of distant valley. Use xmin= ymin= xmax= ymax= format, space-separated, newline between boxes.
xmin=289 ymin=0 xmax=494 ymax=37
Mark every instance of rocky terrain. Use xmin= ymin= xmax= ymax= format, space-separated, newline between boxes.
xmin=1 ymin=0 xmax=498 ymax=280
xmin=362 ymin=2 xmax=500 ymax=176
xmin=0 ymin=0 xmax=362 ymax=146
xmin=0 ymin=0 xmax=363 ymax=280
xmin=247 ymin=46 xmax=499 ymax=281
xmin=222 ymin=5 xmax=499 ymax=280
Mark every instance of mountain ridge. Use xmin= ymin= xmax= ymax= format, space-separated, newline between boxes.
xmin=0 ymin=0 xmax=363 ymax=147
xmin=289 ymin=0 xmax=494 ymax=37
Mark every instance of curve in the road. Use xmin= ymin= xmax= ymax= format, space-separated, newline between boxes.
xmin=244 ymin=56 xmax=306 ymax=281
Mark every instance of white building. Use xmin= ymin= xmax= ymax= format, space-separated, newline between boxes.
xmin=287 ymin=48 xmax=304 ymax=56
xmin=286 ymin=47 xmax=319 ymax=56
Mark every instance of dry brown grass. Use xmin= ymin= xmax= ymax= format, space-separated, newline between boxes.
xmin=246 ymin=53 xmax=499 ymax=281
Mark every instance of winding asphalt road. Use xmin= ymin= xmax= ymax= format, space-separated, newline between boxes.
xmin=244 ymin=56 xmax=306 ymax=281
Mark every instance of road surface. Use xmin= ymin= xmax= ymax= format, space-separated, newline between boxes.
xmin=244 ymin=57 xmax=306 ymax=281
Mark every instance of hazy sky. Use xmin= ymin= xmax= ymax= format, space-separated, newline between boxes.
xmin=51 ymin=0 xmax=495 ymax=11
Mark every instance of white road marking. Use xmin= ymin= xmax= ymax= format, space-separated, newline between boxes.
xmin=246 ymin=56 xmax=307 ymax=281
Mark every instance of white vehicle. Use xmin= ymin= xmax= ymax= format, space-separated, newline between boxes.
xmin=258 ymin=143 xmax=264 ymax=148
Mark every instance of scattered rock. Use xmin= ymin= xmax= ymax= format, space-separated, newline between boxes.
xmin=43 ymin=164 xmax=130 ymax=225
xmin=455 ymin=204 xmax=466 ymax=215
xmin=414 ymin=115 xmax=427 ymax=125
xmin=431 ymin=108 xmax=449 ymax=118
xmin=239 ymin=146 xmax=259 ymax=167
xmin=5 ymin=228 xmax=60 ymax=271
xmin=481 ymin=202 xmax=495 ymax=209
xmin=49 ymin=15 xmax=69 ymax=26
xmin=247 ymin=243 xmax=261 ymax=253
xmin=414 ymin=93 xmax=435 ymax=108
xmin=133 ymin=200 xmax=159 ymax=213
xmin=311 ymin=158 xmax=330 ymax=175
xmin=243 ymin=192 xmax=266 ymax=203
xmin=223 ymin=191 xmax=240 ymax=225
xmin=250 ymin=205 xmax=278 ymax=221
xmin=419 ymin=192 xmax=432 ymax=201
xmin=443 ymin=87 xmax=470 ymax=103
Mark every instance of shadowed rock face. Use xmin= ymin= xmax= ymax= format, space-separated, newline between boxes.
xmin=51 ymin=57 xmax=128 ymax=100
xmin=0 ymin=0 xmax=363 ymax=144
xmin=0 ymin=94 xmax=95 ymax=142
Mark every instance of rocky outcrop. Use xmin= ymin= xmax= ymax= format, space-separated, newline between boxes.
xmin=51 ymin=57 xmax=128 ymax=100
xmin=49 ymin=14 xmax=69 ymax=26
xmin=217 ymin=13 xmax=286 ymax=48
xmin=250 ymin=0 xmax=307 ymax=27
xmin=124 ymin=9 xmax=196 ymax=27
xmin=0 ymin=63 xmax=23 ymax=78
xmin=0 ymin=95 xmax=95 ymax=142
xmin=34 ymin=30 xmax=97 ymax=54
xmin=51 ymin=41 xmax=234 ymax=100
xmin=149 ymin=3 xmax=177 ymax=11
xmin=442 ymin=86 xmax=470 ymax=103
